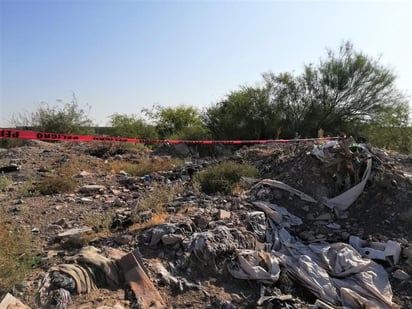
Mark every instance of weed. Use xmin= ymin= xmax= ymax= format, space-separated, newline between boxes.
xmin=17 ymin=181 xmax=40 ymax=197
xmin=110 ymin=156 xmax=177 ymax=176
xmin=138 ymin=182 xmax=180 ymax=213
xmin=0 ymin=175 xmax=12 ymax=191
xmin=129 ymin=213 xmax=169 ymax=231
xmin=36 ymin=175 xmax=77 ymax=195
xmin=82 ymin=209 xmax=115 ymax=235
xmin=57 ymin=157 xmax=109 ymax=177
xmin=0 ymin=217 xmax=38 ymax=292
xmin=131 ymin=182 xmax=183 ymax=226
xmin=194 ymin=161 xmax=259 ymax=194
xmin=0 ymin=138 xmax=25 ymax=149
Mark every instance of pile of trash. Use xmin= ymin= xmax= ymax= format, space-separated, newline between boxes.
xmin=1 ymin=138 xmax=411 ymax=308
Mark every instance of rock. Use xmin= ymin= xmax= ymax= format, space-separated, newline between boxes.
xmin=32 ymin=227 xmax=40 ymax=233
xmin=161 ymin=234 xmax=184 ymax=245
xmin=111 ymin=189 xmax=122 ymax=196
xmin=56 ymin=226 xmax=93 ymax=240
xmin=14 ymin=281 xmax=29 ymax=292
xmin=96 ymin=305 xmax=125 ymax=309
xmin=299 ymin=231 xmax=315 ymax=241
xmin=115 ymin=234 xmax=133 ymax=245
xmin=302 ymin=205 xmax=310 ymax=212
xmin=218 ymin=209 xmax=231 ymax=220
xmin=80 ymin=197 xmax=93 ymax=203
xmin=392 ymin=269 xmax=410 ymax=280
xmin=402 ymin=246 xmax=412 ymax=260
xmin=76 ymin=170 xmax=93 ymax=178
xmin=46 ymin=224 xmax=64 ymax=233
xmin=55 ymin=218 xmax=68 ymax=227
xmin=316 ymin=213 xmax=333 ymax=221
xmin=78 ymin=185 xmax=106 ymax=194
xmin=326 ymin=223 xmax=341 ymax=229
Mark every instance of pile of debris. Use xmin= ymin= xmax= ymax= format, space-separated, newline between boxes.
xmin=0 ymin=138 xmax=411 ymax=308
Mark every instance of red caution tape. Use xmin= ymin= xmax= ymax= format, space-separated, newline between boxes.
xmin=0 ymin=128 xmax=339 ymax=144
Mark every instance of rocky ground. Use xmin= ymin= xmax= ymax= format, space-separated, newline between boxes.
xmin=0 ymin=139 xmax=411 ymax=309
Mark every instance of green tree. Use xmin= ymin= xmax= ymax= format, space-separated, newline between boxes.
xmin=143 ymin=105 xmax=207 ymax=139
xmin=108 ymin=114 xmax=157 ymax=139
xmin=264 ymin=41 xmax=408 ymax=138
xmin=14 ymin=95 xmax=94 ymax=135
xmin=204 ymin=86 xmax=278 ymax=140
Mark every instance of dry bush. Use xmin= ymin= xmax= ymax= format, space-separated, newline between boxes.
xmin=87 ymin=142 xmax=149 ymax=159
xmin=0 ymin=175 xmax=12 ymax=191
xmin=138 ymin=182 xmax=181 ymax=213
xmin=130 ymin=213 xmax=169 ymax=231
xmin=57 ymin=157 xmax=109 ymax=176
xmin=82 ymin=209 xmax=115 ymax=236
xmin=16 ymin=181 xmax=40 ymax=197
xmin=194 ymin=161 xmax=259 ymax=194
xmin=36 ymin=175 xmax=77 ymax=195
xmin=129 ymin=182 xmax=184 ymax=228
xmin=0 ymin=217 xmax=38 ymax=292
xmin=109 ymin=156 xmax=177 ymax=176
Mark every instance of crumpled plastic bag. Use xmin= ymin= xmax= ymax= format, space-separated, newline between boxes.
xmin=227 ymin=249 xmax=280 ymax=283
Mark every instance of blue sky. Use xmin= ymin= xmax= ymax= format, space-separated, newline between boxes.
xmin=1 ymin=0 xmax=411 ymax=127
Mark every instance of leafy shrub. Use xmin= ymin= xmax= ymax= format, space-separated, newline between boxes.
xmin=0 ymin=138 xmax=25 ymax=149
xmin=36 ymin=176 xmax=77 ymax=195
xmin=13 ymin=95 xmax=94 ymax=135
xmin=194 ymin=161 xmax=259 ymax=194
xmin=108 ymin=114 xmax=158 ymax=139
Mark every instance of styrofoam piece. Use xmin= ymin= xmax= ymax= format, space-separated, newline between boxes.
xmin=349 ymin=236 xmax=401 ymax=265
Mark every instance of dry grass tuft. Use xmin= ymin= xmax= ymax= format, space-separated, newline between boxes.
xmin=109 ymin=156 xmax=177 ymax=176
xmin=0 ymin=175 xmax=12 ymax=191
xmin=36 ymin=175 xmax=77 ymax=195
xmin=16 ymin=181 xmax=40 ymax=197
xmin=0 ymin=217 xmax=38 ymax=292
xmin=129 ymin=213 xmax=169 ymax=231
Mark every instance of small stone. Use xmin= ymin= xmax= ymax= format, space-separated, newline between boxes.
xmin=306 ymin=214 xmax=315 ymax=220
xmin=341 ymin=232 xmax=350 ymax=240
xmin=392 ymin=269 xmax=410 ymax=280
xmin=80 ymin=197 xmax=93 ymax=203
xmin=54 ymin=205 xmax=63 ymax=210
xmin=299 ymin=231 xmax=315 ymax=241
xmin=218 ymin=209 xmax=231 ymax=220
xmin=115 ymin=234 xmax=133 ymax=245
xmin=78 ymin=185 xmax=106 ymax=195
xmin=402 ymin=246 xmax=412 ymax=260
xmin=55 ymin=218 xmax=67 ymax=227
xmin=76 ymin=170 xmax=92 ymax=178
xmin=161 ymin=234 xmax=183 ymax=245
xmin=57 ymin=226 xmax=93 ymax=239
xmin=113 ymin=197 xmax=124 ymax=207
xmin=46 ymin=224 xmax=64 ymax=233
xmin=316 ymin=213 xmax=332 ymax=221
xmin=111 ymin=189 xmax=122 ymax=196
xmin=326 ymin=223 xmax=341 ymax=229
xmin=31 ymin=227 xmax=40 ymax=233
